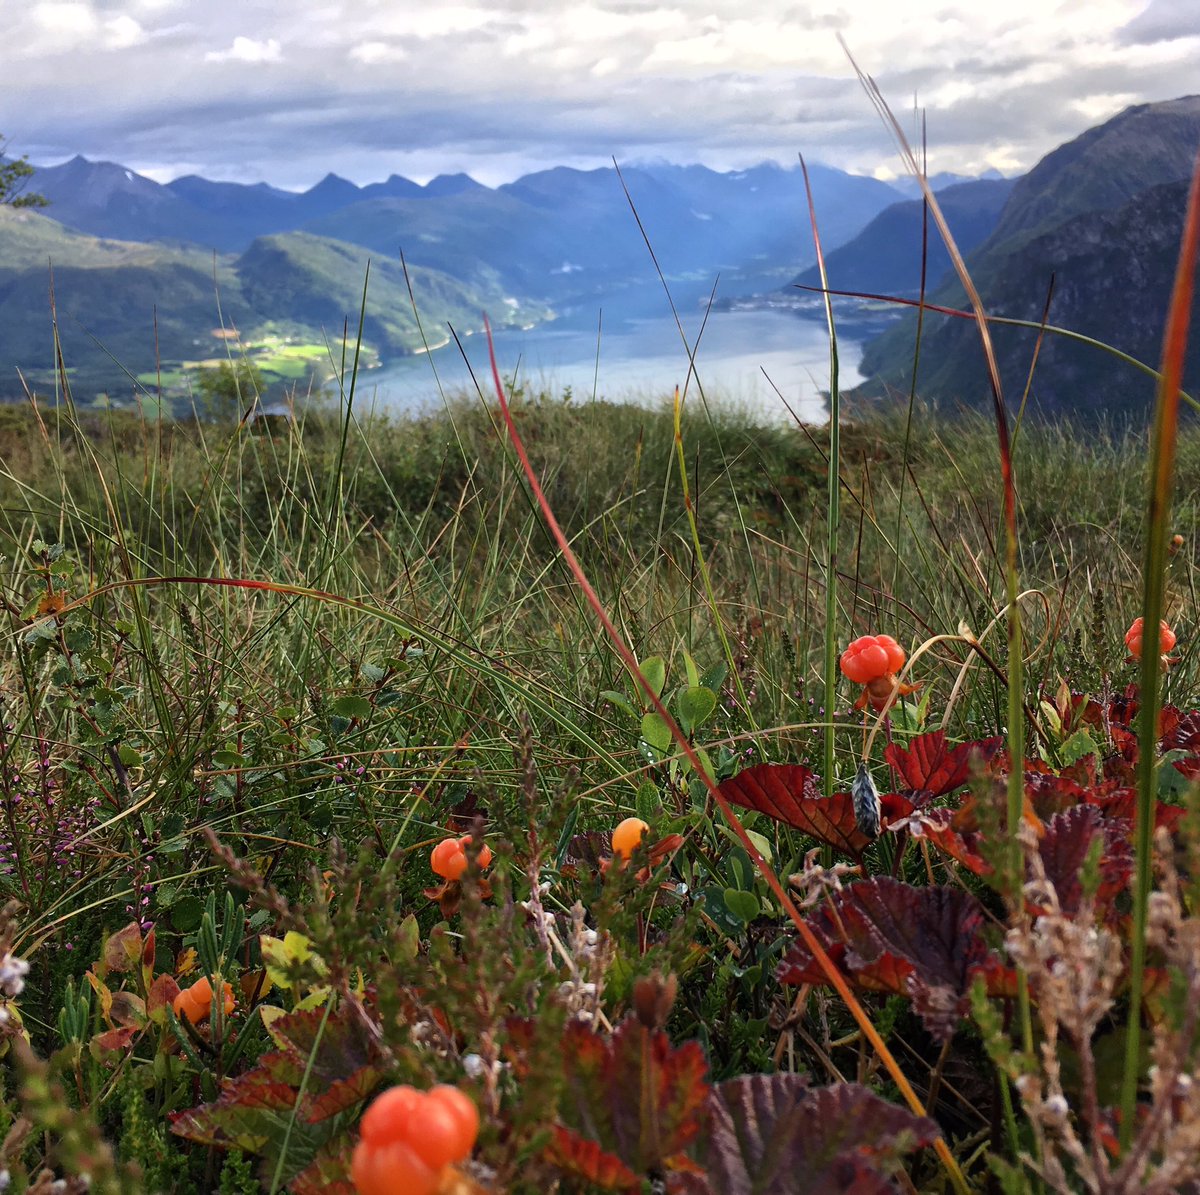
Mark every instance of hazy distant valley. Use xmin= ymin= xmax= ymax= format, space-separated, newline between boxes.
xmin=3 ymin=93 xmax=1199 ymax=417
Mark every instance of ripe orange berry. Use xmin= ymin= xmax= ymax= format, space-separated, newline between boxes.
xmin=173 ymin=988 xmax=203 ymax=1023
xmin=360 ymin=1085 xmax=425 ymax=1145
xmin=352 ymin=1084 xmax=478 ymax=1195
xmin=173 ymin=976 xmax=235 ymax=1023
xmin=351 ymin=1137 xmax=438 ymax=1195
xmin=458 ymin=835 xmax=492 ymax=871
xmin=840 ymin=634 xmax=905 ymax=684
xmin=407 ymin=1093 xmax=478 ymax=1170
xmin=612 ymin=816 xmax=650 ymax=860
xmin=1125 ymin=617 xmax=1177 ymax=660
xmin=430 ymin=837 xmax=468 ymax=881
xmin=426 ymin=1085 xmax=480 ymax=1160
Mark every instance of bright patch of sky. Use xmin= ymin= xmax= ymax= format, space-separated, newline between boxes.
xmin=5 ymin=0 xmax=1198 ymax=189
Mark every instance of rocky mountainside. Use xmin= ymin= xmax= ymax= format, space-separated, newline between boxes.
xmin=858 ymin=96 xmax=1200 ymax=417
xmin=792 ymin=177 xmax=1016 ymax=300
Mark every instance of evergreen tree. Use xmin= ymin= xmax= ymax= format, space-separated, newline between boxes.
xmin=0 ymin=135 xmax=48 ymax=208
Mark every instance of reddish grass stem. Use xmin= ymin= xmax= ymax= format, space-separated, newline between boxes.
xmin=481 ymin=317 xmax=970 ymax=1195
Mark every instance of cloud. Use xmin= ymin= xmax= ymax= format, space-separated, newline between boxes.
xmin=4 ymin=0 xmax=1196 ymax=189
xmin=26 ymin=2 xmax=147 ymax=52
xmin=204 ymin=36 xmax=282 ymax=63
xmin=348 ymin=40 xmax=406 ymax=64
xmin=1118 ymin=0 xmax=1200 ymax=45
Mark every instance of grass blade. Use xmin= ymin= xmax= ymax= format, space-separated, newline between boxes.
xmin=481 ymin=317 xmax=970 ymax=1195
xmin=1121 ymin=144 xmax=1200 ymax=1148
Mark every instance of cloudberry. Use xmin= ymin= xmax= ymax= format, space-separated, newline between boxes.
xmin=612 ymin=817 xmax=650 ymax=860
xmin=430 ymin=835 xmax=492 ymax=881
xmin=351 ymin=1084 xmax=479 ymax=1195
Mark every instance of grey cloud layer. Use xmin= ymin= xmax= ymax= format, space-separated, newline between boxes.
xmin=6 ymin=0 xmax=1195 ymax=186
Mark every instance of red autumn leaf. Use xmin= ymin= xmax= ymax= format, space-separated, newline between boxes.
xmin=909 ymin=807 xmax=992 ymax=877
xmin=1084 ymin=789 xmax=1185 ymax=833
xmin=288 ymin=1135 xmax=357 ymax=1195
xmin=564 ymin=830 xmax=610 ymax=874
xmin=555 ymin=1015 xmax=710 ymax=1177
xmin=91 ymin=1025 xmax=138 ymax=1053
xmin=694 ymin=1074 xmax=940 ymax=1195
xmin=884 ymin=731 xmax=1001 ymax=799
xmin=1162 ymin=709 xmax=1200 ymax=752
xmin=147 ymin=973 xmax=181 ymax=1021
xmin=1024 ymin=769 xmax=1089 ymax=820
xmin=305 ymin=1066 xmax=384 ymax=1125
xmin=778 ymin=878 xmax=1002 ymax=1040
xmin=717 ymin=765 xmax=874 ymax=856
xmin=547 ymin=1127 xmax=641 ymax=1192
xmin=1034 ymin=806 xmax=1131 ymax=918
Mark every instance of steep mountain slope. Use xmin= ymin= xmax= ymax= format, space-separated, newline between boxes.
xmin=236 ymin=232 xmax=546 ymax=358
xmin=858 ymin=97 xmax=1200 ymax=416
xmin=988 ymin=96 xmax=1200 ymax=246
xmin=28 ymin=156 xmax=229 ymax=247
xmin=792 ymin=177 xmax=1016 ymax=298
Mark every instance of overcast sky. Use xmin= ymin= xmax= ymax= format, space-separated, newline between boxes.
xmin=4 ymin=0 xmax=1198 ymax=190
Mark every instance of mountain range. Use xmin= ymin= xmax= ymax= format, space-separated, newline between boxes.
xmin=9 ymin=93 xmax=1196 ymax=419
xmin=0 ymin=156 xmax=918 ymax=403
xmin=855 ymin=96 xmax=1200 ymax=418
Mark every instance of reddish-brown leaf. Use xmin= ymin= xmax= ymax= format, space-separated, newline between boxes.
xmin=288 ymin=1135 xmax=356 ymax=1195
xmin=109 ymin=989 xmax=147 ymax=1030
xmin=91 ymin=1025 xmax=138 ymax=1053
xmin=909 ymin=807 xmax=992 ymax=876
xmin=778 ymin=878 xmax=1000 ymax=1040
xmin=103 ymin=922 xmax=143 ymax=974
xmin=147 ymin=973 xmax=181 ymax=1022
xmin=698 ymin=1074 xmax=940 ymax=1195
xmin=556 ymin=1015 xmax=710 ymax=1177
xmin=885 ymin=731 xmax=1001 ymax=799
xmin=717 ymin=765 xmax=873 ymax=856
xmin=547 ymin=1126 xmax=641 ymax=1192
xmin=305 ymin=1065 xmax=383 ymax=1124
xmin=1034 ymin=805 xmax=1131 ymax=918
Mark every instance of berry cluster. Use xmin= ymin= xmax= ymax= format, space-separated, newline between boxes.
xmin=1125 ymin=616 xmax=1178 ymax=663
xmin=172 ymin=975 xmax=235 ymax=1024
xmin=429 ymin=835 xmax=493 ymax=881
xmin=352 ymin=1084 xmax=479 ymax=1195
xmin=840 ymin=634 xmax=919 ymax=713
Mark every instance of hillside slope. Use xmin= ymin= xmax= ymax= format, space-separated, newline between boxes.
xmin=0 ymin=209 xmax=544 ymax=401
xmin=792 ymin=177 xmax=1016 ymax=299
xmin=858 ymin=96 xmax=1200 ymax=416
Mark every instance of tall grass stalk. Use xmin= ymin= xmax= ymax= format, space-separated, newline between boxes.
xmin=798 ymin=156 xmax=843 ymax=805
xmin=845 ymin=47 xmax=1037 ymax=1171
xmin=483 ymin=320 xmax=972 ymax=1195
xmin=1121 ymin=146 xmax=1200 ymax=1149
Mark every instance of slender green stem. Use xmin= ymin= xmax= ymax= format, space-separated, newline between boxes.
xmin=1120 ymin=149 xmax=1200 ymax=1150
xmin=797 ymin=157 xmax=841 ymax=802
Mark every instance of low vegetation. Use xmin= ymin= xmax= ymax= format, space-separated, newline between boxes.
xmin=0 ymin=354 xmax=1196 ymax=1191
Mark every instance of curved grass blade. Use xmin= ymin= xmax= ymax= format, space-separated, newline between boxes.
xmin=482 ymin=317 xmax=970 ymax=1195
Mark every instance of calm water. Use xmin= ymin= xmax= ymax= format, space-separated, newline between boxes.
xmin=359 ymin=308 xmax=862 ymax=423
